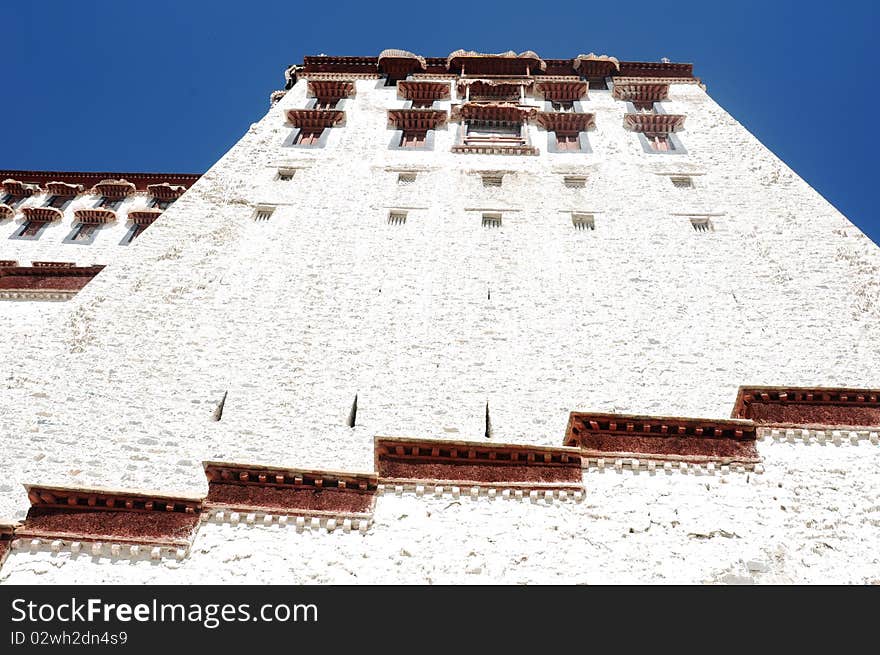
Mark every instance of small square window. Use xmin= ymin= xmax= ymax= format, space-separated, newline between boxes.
xmin=276 ymin=169 xmax=296 ymax=181
xmin=563 ymin=176 xmax=587 ymax=188
xmin=400 ymin=130 xmax=427 ymax=148
xmin=482 ymin=212 xmax=502 ymax=228
xmin=254 ymin=206 xmax=275 ymax=222
xmin=481 ymin=175 xmax=503 ymax=188
xmin=397 ymin=172 xmax=417 ymax=185
xmin=690 ymin=217 xmax=713 ymax=232
xmin=572 ymin=213 xmax=595 ymax=231
xmin=294 ymin=129 xmax=323 ymax=146
xmin=551 ymin=101 xmax=574 ymax=112
xmin=670 ymin=176 xmax=693 ymax=189
xmin=388 ymin=210 xmax=407 ymax=225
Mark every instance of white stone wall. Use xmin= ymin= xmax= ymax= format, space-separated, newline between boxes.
xmin=1 ymin=72 xmax=879 ymax=583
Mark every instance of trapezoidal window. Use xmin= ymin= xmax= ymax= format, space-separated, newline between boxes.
xmin=294 ymin=129 xmax=324 ymax=146
xmin=572 ymin=213 xmax=595 ymax=231
xmin=400 ymin=130 xmax=427 ymax=148
xmin=563 ymin=176 xmax=587 ymax=188
xmin=388 ymin=210 xmax=407 ymax=225
xmin=671 ymin=176 xmax=693 ymax=188
xmin=633 ymin=101 xmax=657 ymax=113
xmin=690 ymin=217 xmax=712 ymax=232
xmin=482 ymin=212 xmax=502 ymax=228
xmin=276 ymin=169 xmax=296 ymax=181
xmin=14 ymin=221 xmax=48 ymax=239
xmin=646 ymin=133 xmax=674 ymax=152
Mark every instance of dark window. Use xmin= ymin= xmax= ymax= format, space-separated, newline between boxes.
xmin=46 ymin=195 xmax=68 ymax=209
xmin=98 ymin=197 xmax=122 ymax=210
xmin=17 ymin=221 xmax=46 ymax=238
xmin=314 ymin=98 xmax=339 ymax=110
xmin=556 ymin=133 xmax=580 ymax=151
xmin=3 ymin=194 xmax=22 ymax=207
xmin=400 ymin=131 xmax=427 ymax=148
xmin=150 ymin=198 xmax=173 ymax=210
xmin=550 ymin=101 xmax=574 ymax=112
xmin=122 ymin=224 xmax=146 ymax=245
xmin=588 ymin=77 xmax=608 ymax=90
xmin=71 ymin=223 xmax=98 ymax=242
xmin=646 ymin=133 xmax=673 ymax=152
xmin=295 ymin=129 xmax=323 ymax=145
xmin=410 ymin=98 xmax=434 ymax=108
xmin=633 ymin=101 xmax=656 ymax=113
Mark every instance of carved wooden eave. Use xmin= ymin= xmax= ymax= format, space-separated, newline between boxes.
xmin=375 ymin=436 xmax=584 ymax=498
xmin=128 ymin=208 xmax=164 ymax=225
xmin=732 ymin=386 xmax=880 ymax=429
xmin=623 ymin=113 xmax=686 ymax=133
xmin=564 ymin=412 xmax=761 ymax=471
xmin=147 ymin=182 xmax=187 ymax=200
xmin=46 ymin=181 xmax=84 ymax=196
xmin=300 ymin=71 xmax=380 ymax=81
xmin=307 ymin=79 xmax=356 ymax=101
xmin=2 ymin=179 xmax=41 ymax=196
xmin=446 ymin=50 xmax=547 ymax=74
xmin=22 ymin=206 xmax=63 ymax=222
xmin=573 ymin=53 xmax=620 ymax=77
xmin=285 ymin=109 xmax=345 ymax=129
xmin=15 ymin=485 xmax=203 ymax=558
xmin=410 ymin=72 xmax=458 ymax=81
xmin=612 ymin=82 xmax=670 ymax=103
xmin=0 ymin=260 xmax=17 ymax=267
xmin=535 ymin=112 xmax=596 ymax=133
xmin=387 ymin=109 xmax=447 ymax=131
xmin=92 ymin=179 xmax=136 ymax=199
xmin=302 ymin=55 xmax=378 ymax=74
xmin=535 ymin=80 xmax=589 ymax=101
xmin=397 ymin=80 xmax=451 ymax=102
xmin=618 ymin=61 xmax=694 ymax=78
xmin=378 ymin=49 xmax=427 ymax=79
xmin=74 ymin=208 xmax=117 ymax=224
xmin=0 ymin=204 xmax=13 ymax=219
xmin=0 ymin=264 xmax=104 ymax=301
xmin=454 ymin=102 xmax=537 ymax=123
xmin=204 ymin=461 xmax=378 ymax=530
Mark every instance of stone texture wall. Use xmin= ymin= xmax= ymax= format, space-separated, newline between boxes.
xmin=1 ymin=72 xmax=879 ymax=583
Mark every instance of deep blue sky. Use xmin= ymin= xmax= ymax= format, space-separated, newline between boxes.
xmin=4 ymin=1 xmax=878 ymax=241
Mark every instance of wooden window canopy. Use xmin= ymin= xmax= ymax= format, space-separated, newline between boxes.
xmin=15 ymin=485 xmax=202 ymax=556
xmin=573 ymin=53 xmax=620 ymax=78
xmin=74 ymin=208 xmax=117 ymax=224
xmin=204 ymin=462 xmax=378 ymax=526
xmin=732 ymin=386 xmax=880 ymax=428
xmin=92 ymin=179 xmax=136 ymax=199
xmin=623 ymin=113 xmax=686 ymax=133
xmin=147 ymin=182 xmax=187 ymax=200
xmin=397 ymin=80 xmax=451 ymax=102
xmin=307 ymin=80 xmax=356 ymax=102
xmin=387 ymin=109 xmax=447 ymax=131
xmin=613 ymin=82 xmax=670 ymax=103
xmin=535 ymin=112 xmax=595 ymax=132
xmin=22 ymin=206 xmax=63 ymax=223
xmin=446 ymin=50 xmax=546 ymax=76
xmin=378 ymin=49 xmax=427 ymax=79
xmin=536 ymin=80 xmax=588 ymax=102
xmin=45 ymin=181 xmax=84 ymax=196
xmin=0 ymin=204 xmax=15 ymax=219
xmin=456 ymin=102 xmax=537 ymax=123
xmin=375 ymin=436 xmax=584 ymax=495
xmin=2 ymin=179 xmax=41 ymax=196
xmin=285 ymin=109 xmax=345 ymax=129
xmin=565 ymin=412 xmax=760 ymax=466
xmin=129 ymin=208 xmax=164 ymax=225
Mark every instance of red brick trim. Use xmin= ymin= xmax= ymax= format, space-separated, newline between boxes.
xmin=618 ymin=61 xmax=693 ymax=78
xmin=17 ymin=485 xmax=202 ymax=551
xmin=732 ymin=386 xmax=880 ymax=428
xmin=204 ymin=462 xmax=377 ymax=524
xmin=456 ymin=102 xmax=537 ymax=122
xmin=375 ymin=436 xmax=583 ymax=492
xmin=565 ymin=412 xmax=760 ymax=464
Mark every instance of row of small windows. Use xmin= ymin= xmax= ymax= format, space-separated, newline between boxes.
xmin=380 ymin=210 xmax=712 ymax=232
xmin=273 ymin=168 xmax=697 ymax=190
